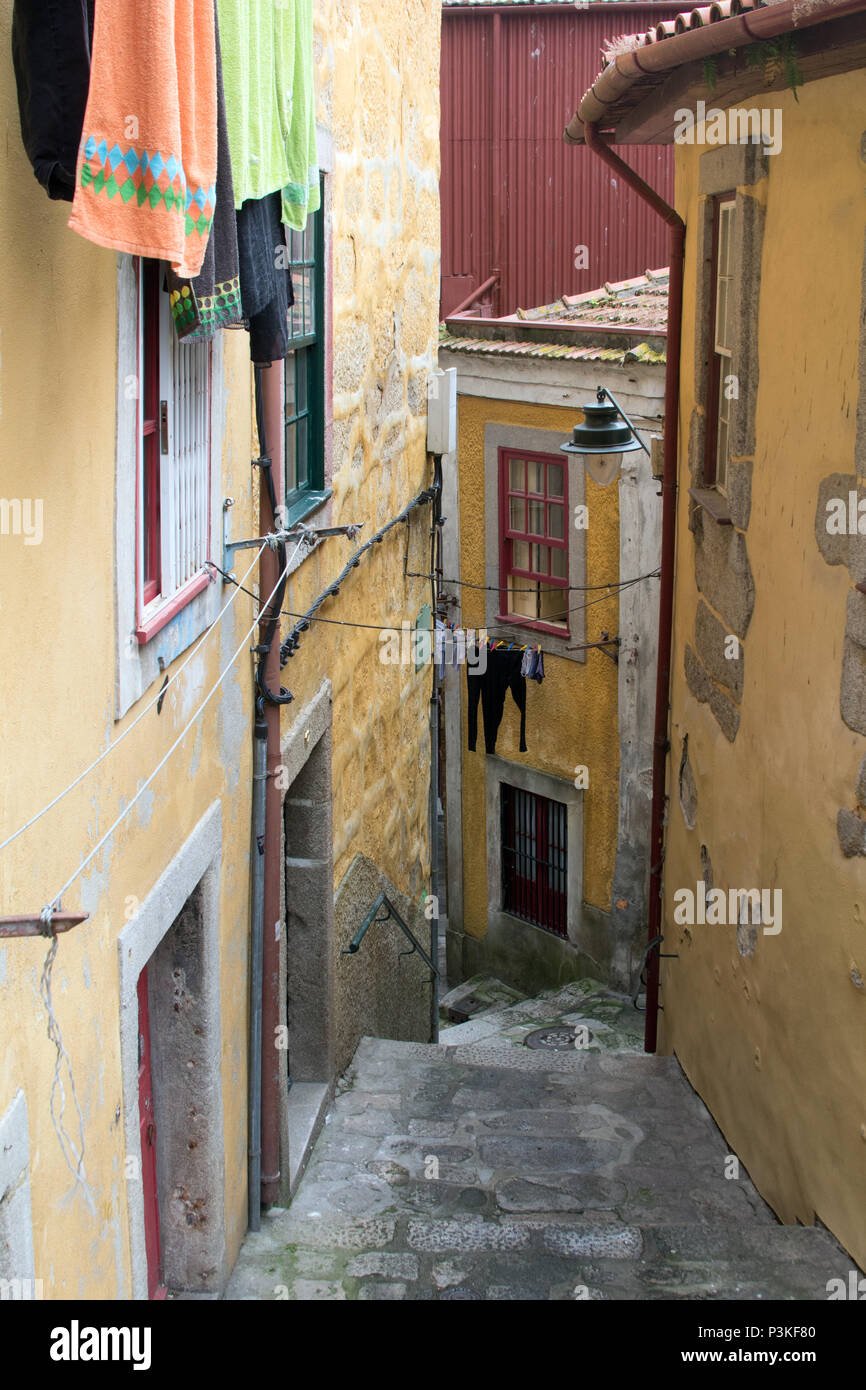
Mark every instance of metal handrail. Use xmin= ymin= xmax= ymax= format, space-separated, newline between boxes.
xmin=342 ymin=892 xmax=438 ymax=976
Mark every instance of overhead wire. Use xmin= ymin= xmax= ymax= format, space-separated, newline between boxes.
xmin=407 ymin=569 xmax=662 ymax=595
xmin=0 ymin=542 xmax=268 ymax=859
xmin=41 ymin=554 xmax=293 ymax=918
xmin=208 ymin=562 xmax=659 ymax=632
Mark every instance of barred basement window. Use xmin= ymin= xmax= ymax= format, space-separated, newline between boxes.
xmin=501 ymin=783 xmax=568 ymax=938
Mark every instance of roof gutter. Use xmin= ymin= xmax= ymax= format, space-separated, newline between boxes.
xmin=564 ymin=0 xmax=866 ymax=140
xmin=577 ymin=123 xmax=684 ymax=1053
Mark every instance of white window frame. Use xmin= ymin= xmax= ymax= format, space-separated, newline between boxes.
xmin=114 ymin=255 xmax=225 ymax=720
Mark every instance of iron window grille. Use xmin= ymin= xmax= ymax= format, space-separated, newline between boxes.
xmin=501 ymin=782 xmax=568 ymax=938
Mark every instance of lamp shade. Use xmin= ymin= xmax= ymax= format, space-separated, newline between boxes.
xmin=561 ymin=398 xmax=643 ymax=487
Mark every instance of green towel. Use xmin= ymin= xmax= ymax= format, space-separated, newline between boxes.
xmin=216 ymin=0 xmax=319 ymax=229
xmin=281 ymin=0 xmax=319 ymax=231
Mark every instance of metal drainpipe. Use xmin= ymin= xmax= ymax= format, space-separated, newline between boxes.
xmin=429 ymin=453 xmax=443 ymax=1043
xmin=259 ymin=362 xmax=286 ymax=1204
xmin=579 ymin=124 xmax=685 ymax=1054
xmin=248 ymin=703 xmax=267 ymax=1231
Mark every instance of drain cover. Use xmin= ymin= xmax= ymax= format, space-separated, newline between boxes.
xmin=524 ymin=1025 xmax=590 ymax=1051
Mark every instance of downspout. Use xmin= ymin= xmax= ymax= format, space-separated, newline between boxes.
xmin=247 ymin=703 xmax=267 ymax=1231
xmin=257 ymin=362 xmax=290 ymax=1205
xmin=569 ymin=123 xmax=684 ymax=1054
xmin=429 ymin=453 xmax=444 ymax=1042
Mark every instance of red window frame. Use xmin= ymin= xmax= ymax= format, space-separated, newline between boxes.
xmin=135 ymin=259 xmax=213 ymax=644
xmin=498 ymin=447 xmax=569 ymax=637
xmin=501 ymin=783 xmax=568 ymax=938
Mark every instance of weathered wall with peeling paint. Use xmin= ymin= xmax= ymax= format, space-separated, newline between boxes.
xmin=0 ymin=0 xmax=443 ymax=1298
xmin=0 ymin=0 xmax=256 ymax=1295
xmin=663 ymin=70 xmax=866 ymax=1269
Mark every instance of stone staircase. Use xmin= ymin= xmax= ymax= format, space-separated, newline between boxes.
xmin=226 ymin=1034 xmax=854 ymax=1300
xmin=438 ymin=974 xmax=645 ymax=1053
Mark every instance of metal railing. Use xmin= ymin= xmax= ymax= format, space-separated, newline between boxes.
xmin=342 ymin=892 xmax=438 ymax=977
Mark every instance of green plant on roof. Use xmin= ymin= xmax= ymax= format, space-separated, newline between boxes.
xmin=703 ymin=54 xmax=719 ymax=93
xmin=744 ymin=33 xmax=802 ymax=101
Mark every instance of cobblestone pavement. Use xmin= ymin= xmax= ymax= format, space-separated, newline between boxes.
xmin=438 ymin=977 xmax=646 ymax=1053
xmin=226 ymin=1037 xmax=852 ymax=1301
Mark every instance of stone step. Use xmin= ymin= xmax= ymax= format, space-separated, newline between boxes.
xmin=225 ymin=1035 xmax=858 ymax=1301
xmin=227 ymin=1207 xmax=852 ymax=1301
xmin=438 ymin=973 xmax=526 ymax=1024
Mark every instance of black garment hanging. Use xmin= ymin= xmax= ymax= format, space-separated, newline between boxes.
xmin=12 ymin=0 xmax=94 ymax=202
xmin=467 ymin=645 xmax=528 ymax=754
xmin=235 ymin=192 xmax=295 ymax=364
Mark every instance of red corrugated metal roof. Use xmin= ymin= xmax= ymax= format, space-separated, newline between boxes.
xmin=441 ymin=3 xmax=684 ymax=317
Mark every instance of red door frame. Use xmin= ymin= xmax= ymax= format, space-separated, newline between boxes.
xmin=137 ymin=967 xmax=166 ymax=1300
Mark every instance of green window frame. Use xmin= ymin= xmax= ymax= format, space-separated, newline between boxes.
xmin=284 ymin=182 xmax=329 ymax=522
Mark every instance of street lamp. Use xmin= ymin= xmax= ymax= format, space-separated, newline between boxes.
xmin=561 ymin=386 xmax=649 ymax=486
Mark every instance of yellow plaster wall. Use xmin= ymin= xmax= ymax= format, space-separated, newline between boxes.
xmin=0 ymin=0 xmax=442 ymax=1299
xmin=279 ymin=1 xmax=442 ymax=905
xmin=0 ymin=0 xmax=256 ymax=1296
xmin=663 ymin=71 xmax=866 ymax=1267
xmin=456 ymin=396 xmax=621 ymax=942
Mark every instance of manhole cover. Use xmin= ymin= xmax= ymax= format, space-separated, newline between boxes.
xmin=524 ymin=1025 xmax=590 ymax=1051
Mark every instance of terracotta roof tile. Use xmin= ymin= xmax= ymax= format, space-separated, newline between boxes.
xmin=439 ymin=268 xmax=669 ymax=364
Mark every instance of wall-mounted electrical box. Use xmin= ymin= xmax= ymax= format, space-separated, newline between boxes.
xmin=427 ymin=367 xmax=457 ymax=456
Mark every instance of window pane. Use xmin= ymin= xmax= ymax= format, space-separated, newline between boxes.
xmin=550 ymin=546 xmax=567 ymax=579
xmin=547 ymin=463 xmax=563 ymax=497
xmin=297 ymin=415 xmax=309 ymax=490
xmin=509 ymin=457 xmax=524 ymax=490
xmin=508 ymin=577 xmax=535 ymax=619
xmin=296 ymin=348 xmax=308 ymax=414
xmin=285 ymin=351 xmax=296 ymax=420
xmin=539 ymin=586 xmax=566 ymax=624
xmin=512 ymin=540 xmax=529 ymax=571
xmin=528 ymin=500 xmax=545 ymax=535
xmin=286 ymin=421 xmax=297 ymax=494
xmin=716 ymin=417 xmax=728 ymax=493
xmin=294 ymin=266 xmax=312 ymax=338
xmin=509 ymin=497 xmax=525 ymax=531
xmin=716 ymin=278 xmax=729 ymax=353
xmin=527 ymin=460 xmax=544 ymax=494
xmin=531 ymin=543 xmax=547 ymax=575
xmin=718 ymin=204 xmax=730 ymax=276
xmin=548 ymin=504 xmax=564 ymax=539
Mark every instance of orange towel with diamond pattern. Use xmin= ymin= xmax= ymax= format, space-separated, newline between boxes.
xmin=68 ymin=0 xmax=217 ymax=278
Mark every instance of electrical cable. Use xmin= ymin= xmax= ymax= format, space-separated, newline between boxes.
xmin=407 ymin=569 xmax=662 ymax=595
xmin=0 ymin=542 xmax=268 ymax=859
xmin=279 ymin=480 xmax=440 ymax=667
xmin=40 ymin=557 xmax=292 ymax=918
xmin=208 ymin=562 xmax=657 ymax=631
